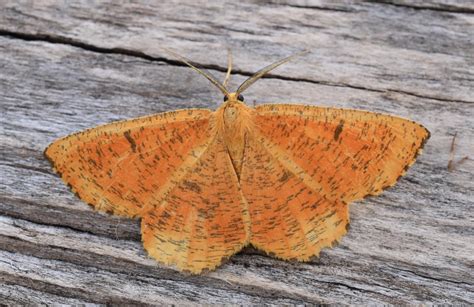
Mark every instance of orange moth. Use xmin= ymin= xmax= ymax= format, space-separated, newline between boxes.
xmin=45 ymin=50 xmax=430 ymax=273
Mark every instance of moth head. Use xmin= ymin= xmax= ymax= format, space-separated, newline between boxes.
xmin=223 ymin=93 xmax=244 ymax=102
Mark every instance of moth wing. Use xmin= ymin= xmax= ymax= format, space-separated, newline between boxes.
xmin=45 ymin=109 xmax=213 ymax=218
xmin=240 ymin=104 xmax=429 ymax=259
xmin=240 ymin=134 xmax=349 ymax=260
xmin=141 ymin=132 xmax=250 ymax=273
xmin=254 ymin=104 xmax=429 ymax=202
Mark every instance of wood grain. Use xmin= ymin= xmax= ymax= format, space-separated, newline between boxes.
xmin=1 ymin=0 xmax=473 ymax=304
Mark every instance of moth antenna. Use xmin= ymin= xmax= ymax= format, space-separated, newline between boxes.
xmin=223 ymin=48 xmax=233 ymax=89
xmin=162 ymin=47 xmax=229 ymax=96
xmin=236 ymin=50 xmax=310 ymax=95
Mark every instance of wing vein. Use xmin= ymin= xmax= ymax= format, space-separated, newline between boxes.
xmin=253 ymin=130 xmax=331 ymax=200
xmin=150 ymin=133 xmax=218 ymax=213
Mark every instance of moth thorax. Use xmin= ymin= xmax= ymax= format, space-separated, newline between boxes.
xmin=224 ymin=105 xmax=239 ymax=124
xmin=222 ymin=104 xmax=252 ymax=179
xmin=223 ymin=103 xmax=255 ymax=137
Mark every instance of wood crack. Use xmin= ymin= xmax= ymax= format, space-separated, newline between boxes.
xmin=273 ymin=3 xmax=354 ymax=13
xmin=315 ymin=279 xmax=393 ymax=298
xmin=0 ymin=29 xmax=471 ymax=104
xmin=385 ymin=264 xmax=474 ymax=286
xmin=0 ymin=162 xmax=54 ymax=176
xmin=0 ymin=196 xmax=140 ymax=241
xmin=363 ymin=0 xmax=474 ymax=14
xmin=1 ymin=272 xmax=154 ymax=305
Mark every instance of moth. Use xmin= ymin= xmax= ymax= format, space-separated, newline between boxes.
xmin=45 ymin=50 xmax=430 ymax=273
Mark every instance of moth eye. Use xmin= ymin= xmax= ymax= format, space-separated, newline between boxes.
xmin=238 ymin=94 xmax=244 ymax=101
xmin=223 ymin=95 xmax=229 ymax=102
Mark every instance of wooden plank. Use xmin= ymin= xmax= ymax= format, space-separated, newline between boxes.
xmin=1 ymin=0 xmax=473 ymax=304
xmin=1 ymin=1 xmax=473 ymax=102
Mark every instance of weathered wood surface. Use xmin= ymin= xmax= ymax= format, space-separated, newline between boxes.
xmin=1 ymin=0 xmax=473 ymax=304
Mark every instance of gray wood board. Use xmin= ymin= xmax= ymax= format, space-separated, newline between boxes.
xmin=1 ymin=0 xmax=473 ymax=304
